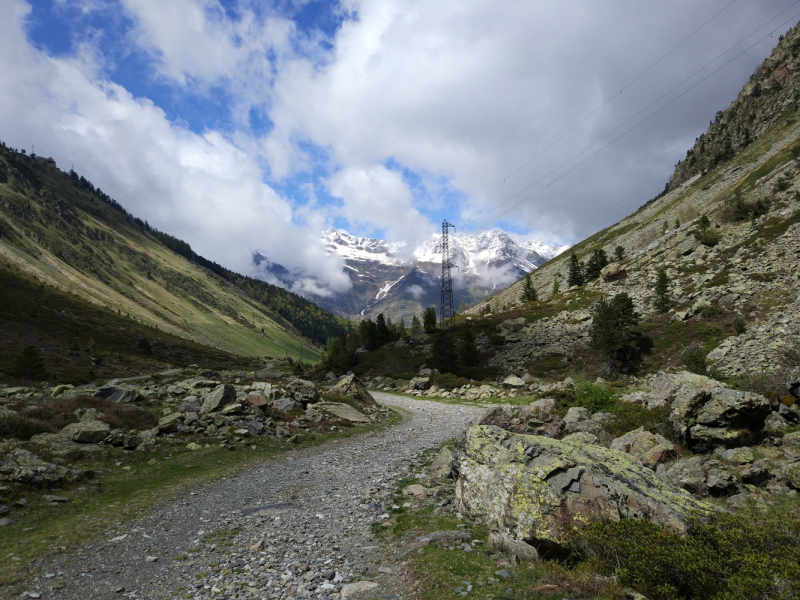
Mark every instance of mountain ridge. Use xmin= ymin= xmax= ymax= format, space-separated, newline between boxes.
xmin=255 ymin=227 xmax=568 ymax=322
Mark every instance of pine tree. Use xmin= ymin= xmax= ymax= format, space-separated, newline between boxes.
xmin=460 ymin=331 xmax=479 ymax=367
xmin=589 ymin=293 xmax=642 ymax=376
xmin=521 ymin=274 xmax=538 ymax=302
xmin=429 ymin=331 xmax=458 ymax=374
xmin=12 ymin=346 xmax=47 ymax=380
xmin=674 ymin=218 xmax=680 ymax=229
xmin=411 ymin=315 xmax=421 ymax=332
xmin=614 ymin=246 xmax=625 ymax=262
xmin=585 ymin=249 xmax=609 ymax=280
xmin=423 ymin=307 xmax=438 ymax=333
xmin=552 ymin=274 xmax=561 ymax=297
xmin=653 ymin=268 xmax=672 ymax=313
xmin=567 ymin=252 xmax=585 ymax=287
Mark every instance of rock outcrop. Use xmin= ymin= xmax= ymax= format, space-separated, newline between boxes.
xmin=454 ymin=425 xmax=711 ymax=557
xmin=330 ymin=375 xmax=376 ymax=407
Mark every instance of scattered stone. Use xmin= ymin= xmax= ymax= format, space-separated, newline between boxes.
xmin=340 ymin=581 xmax=379 ymax=599
xmin=94 ymin=384 xmax=138 ymax=403
xmin=610 ymin=427 xmax=677 ymax=469
xmin=501 ymin=376 xmax=526 ymax=389
xmin=200 ymin=384 xmax=237 ymax=414
xmin=60 ymin=420 xmax=110 ymax=443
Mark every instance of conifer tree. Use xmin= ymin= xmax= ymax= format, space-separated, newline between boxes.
xmin=567 ymin=252 xmax=585 ymax=287
xmin=521 ymin=274 xmax=538 ymax=302
xmin=423 ymin=307 xmax=438 ymax=333
xmin=589 ymin=293 xmax=641 ymax=375
xmin=585 ymin=249 xmax=609 ymax=280
xmin=653 ymin=268 xmax=672 ymax=313
xmin=614 ymin=246 xmax=625 ymax=262
xmin=460 ymin=331 xmax=479 ymax=367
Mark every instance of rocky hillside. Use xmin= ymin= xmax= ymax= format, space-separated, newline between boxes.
xmin=466 ymin=29 xmax=800 ymax=385
xmin=0 ymin=143 xmax=350 ymax=374
xmin=670 ymin=24 xmax=800 ymax=189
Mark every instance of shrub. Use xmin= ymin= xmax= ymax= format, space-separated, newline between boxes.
xmin=431 ymin=373 xmax=471 ymax=390
xmin=732 ymin=318 xmax=747 ymax=334
xmin=605 ymin=403 xmax=678 ymax=442
xmin=569 ymin=500 xmax=800 ymax=600
xmin=697 ymin=323 xmax=722 ymax=336
xmin=459 ymin=331 xmax=479 ymax=367
xmin=683 ymin=348 xmax=708 ymax=375
xmin=11 ymin=346 xmax=47 ymax=380
xmin=7 ymin=396 xmax=158 ymax=439
xmin=574 ymin=382 xmax=614 ymax=413
xmin=699 ymin=304 xmax=724 ymax=318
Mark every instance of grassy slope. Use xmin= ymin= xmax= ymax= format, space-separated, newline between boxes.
xmin=0 ymin=151 xmax=320 ymax=365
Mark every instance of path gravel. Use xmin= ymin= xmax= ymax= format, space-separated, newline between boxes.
xmin=28 ymin=394 xmax=488 ymax=600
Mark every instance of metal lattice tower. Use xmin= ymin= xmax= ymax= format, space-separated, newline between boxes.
xmin=440 ymin=220 xmax=456 ymax=330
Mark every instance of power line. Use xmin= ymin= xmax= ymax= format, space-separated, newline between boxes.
xmin=459 ymin=0 xmax=742 ymax=214
xmin=465 ymin=6 xmax=800 ymax=234
xmin=535 ymin=180 xmax=669 ymax=246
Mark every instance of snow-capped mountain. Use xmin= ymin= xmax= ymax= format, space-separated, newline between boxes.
xmin=256 ymin=228 xmax=569 ymax=322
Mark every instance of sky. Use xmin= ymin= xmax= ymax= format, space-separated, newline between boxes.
xmin=1 ymin=0 xmax=798 ymax=298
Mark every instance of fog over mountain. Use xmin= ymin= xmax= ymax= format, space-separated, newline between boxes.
xmin=254 ymin=228 xmax=568 ymax=321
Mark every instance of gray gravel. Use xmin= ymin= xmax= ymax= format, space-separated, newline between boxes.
xmin=27 ymin=394 xmax=487 ymax=600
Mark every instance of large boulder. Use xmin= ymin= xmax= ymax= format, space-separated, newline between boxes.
xmin=479 ymin=402 xmax=563 ymax=439
xmin=453 ymin=425 xmax=711 ymax=557
xmin=409 ymin=377 xmax=431 ymax=390
xmin=200 ymin=384 xmax=237 ymax=414
xmin=331 ymin=374 xmax=377 ymax=407
xmin=502 ymin=376 xmax=527 ymax=389
xmin=283 ymin=378 xmax=320 ymax=406
xmin=0 ymin=449 xmax=86 ymax=485
xmin=671 ymin=386 xmax=771 ymax=449
xmin=647 ymin=371 xmax=719 ymax=410
xmin=311 ymin=402 xmax=370 ymax=423
xmin=610 ymin=427 xmax=677 ymax=469
xmin=61 ymin=420 xmax=110 ymax=443
xmin=94 ymin=383 xmax=138 ymax=403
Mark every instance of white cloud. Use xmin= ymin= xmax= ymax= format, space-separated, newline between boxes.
xmin=326 ymin=164 xmax=432 ymax=255
xmin=0 ymin=0 xmax=351 ymax=296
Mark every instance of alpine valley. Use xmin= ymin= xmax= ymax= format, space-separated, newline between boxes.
xmin=254 ymin=228 xmax=568 ymax=322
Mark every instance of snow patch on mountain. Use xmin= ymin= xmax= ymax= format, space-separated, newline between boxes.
xmin=322 ymin=228 xmax=405 ymax=266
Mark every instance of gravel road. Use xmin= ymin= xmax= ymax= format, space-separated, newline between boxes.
xmin=27 ymin=393 xmax=488 ymax=600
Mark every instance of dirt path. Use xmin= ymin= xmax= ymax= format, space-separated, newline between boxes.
xmin=25 ymin=393 xmax=487 ymax=600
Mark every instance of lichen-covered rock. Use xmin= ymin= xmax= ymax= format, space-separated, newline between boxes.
xmin=273 ymin=397 xmax=300 ymax=412
xmin=0 ymin=449 xmax=86 ymax=485
xmin=610 ymin=427 xmax=677 ymax=469
xmin=157 ymin=412 xmax=183 ymax=433
xmin=179 ymin=396 xmax=202 ymax=413
xmin=649 ymin=371 xmax=720 ymax=410
xmin=200 ymin=384 xmax=237 ymax=414
xmin=479 ymin=403 xmax=563 ymax=439
xmin=454 ymin=425 xmax=712 ymax=556
xmin=283 ymin=378 xmax=320 ymax=406
xmin=331 ymin=374 xmax=376 ymax=407
xmin=671 ymin=385 xmax=770 ymax=449
xmin=61 ymin=419 xmax=110 ymax=443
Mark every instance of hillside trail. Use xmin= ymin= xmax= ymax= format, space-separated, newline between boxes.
xmin=25 ymin=393 xmax=487 ymax=600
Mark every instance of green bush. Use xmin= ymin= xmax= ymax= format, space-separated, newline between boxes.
xmin=604 ymin=402 xmax=678 ymax=442
xmin=574 ymin=382 xmax=614 ymax=413
xmin=696 ymin=323 xmax=722 ymax=336
xmin=699 ymin=304 xmax=724 ymax=318
xmin=569 ymin=501 xmax=800 ymax=600
xmin=732 ymin=318 xmax=747 ymax=335
xmin=431 ymin=373 xmax=472 ymax=390
xmin=11 ymin=346 xmax=47 ymax=380
xmin=683 ymin=348 xmax=708 ymax=375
